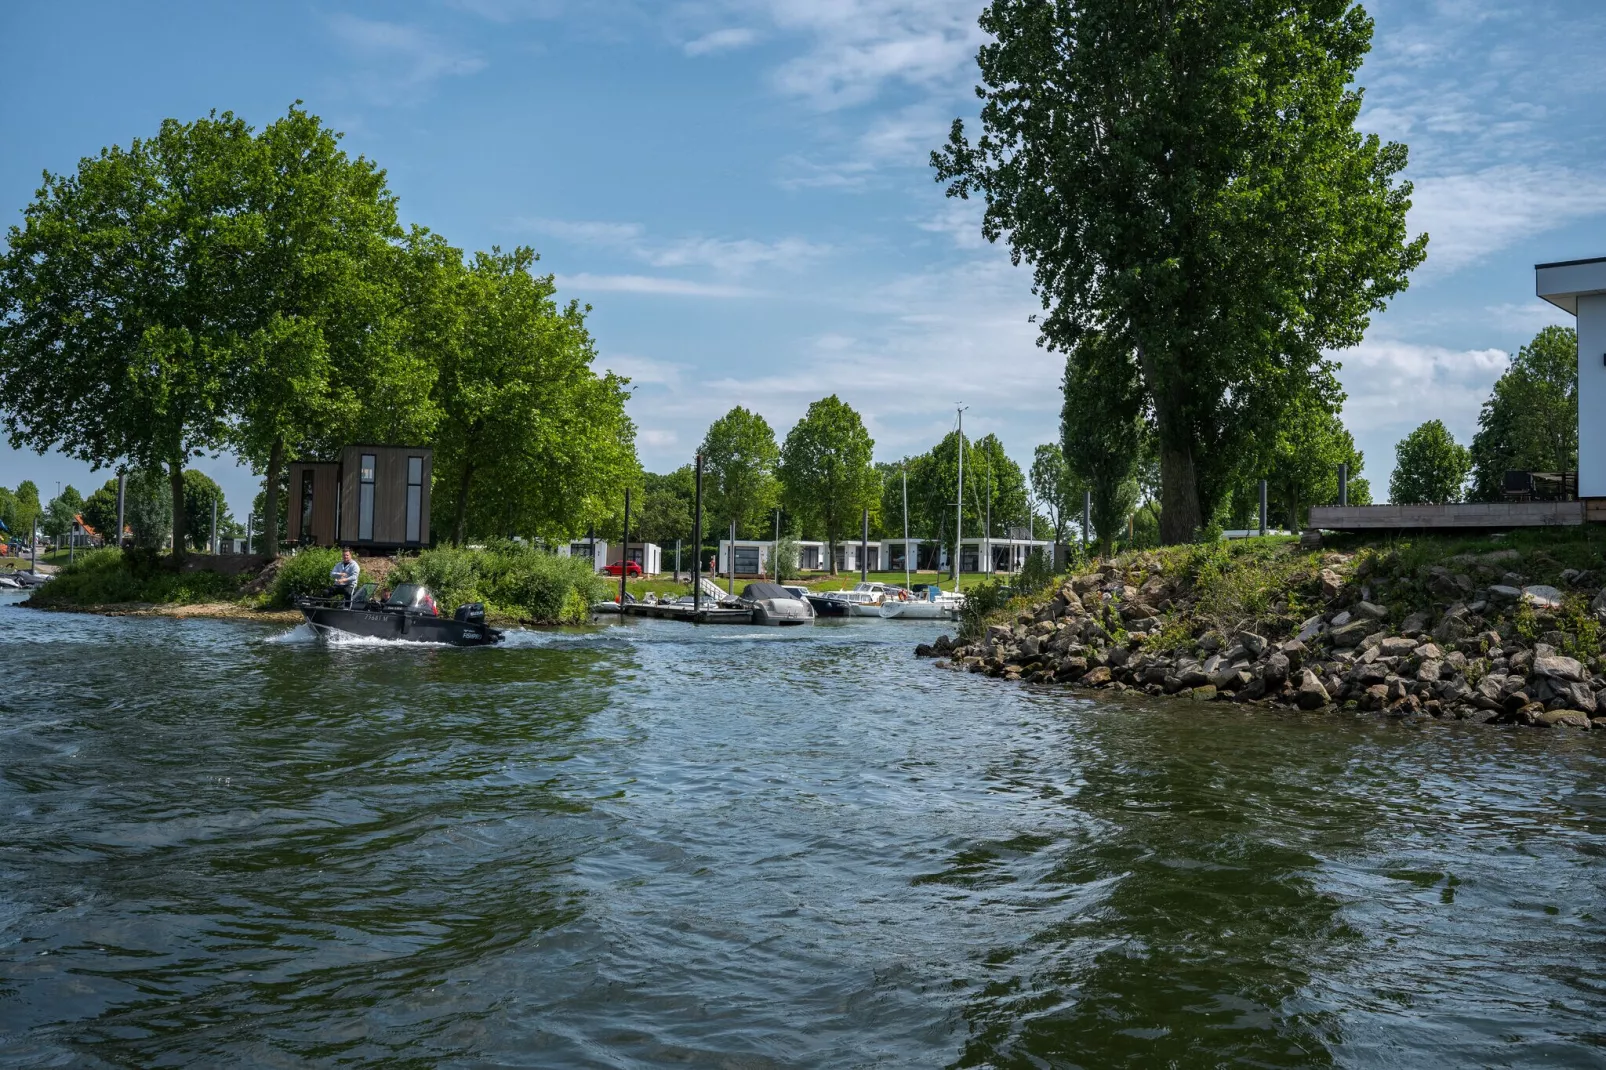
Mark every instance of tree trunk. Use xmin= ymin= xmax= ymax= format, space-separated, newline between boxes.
xmin=262 ymin=435 xmax=285 ymax=558
xmin=451 ymin=462 xmax=475 ymax=546
xmin=169 ymin=458 xmax=187 ymax=564
xmin=1157 ymin=442 xmax=1202 ymax=544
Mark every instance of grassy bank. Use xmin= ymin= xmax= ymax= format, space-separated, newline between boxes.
xmin=930 ymin=529 xmax=1606 ymax=730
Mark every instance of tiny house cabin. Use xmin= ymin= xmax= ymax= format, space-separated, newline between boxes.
xmin=286 ymin=445 xmax=432 ymax=550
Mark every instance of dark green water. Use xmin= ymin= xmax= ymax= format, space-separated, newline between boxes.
xmin=1 ymin=590 xmax=1603 ymax=1068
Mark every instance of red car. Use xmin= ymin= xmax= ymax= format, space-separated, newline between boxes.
xmin=600 ymin=560 xmax=643 ymax=577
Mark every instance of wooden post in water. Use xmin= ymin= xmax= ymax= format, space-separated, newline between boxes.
xmin=693 ymin=453 xmax=703 ymax=613
xmin=1258 ymin=480 xmax=1268 ymax=537
xmin=620 ymin=488 xmax=630 ymax=606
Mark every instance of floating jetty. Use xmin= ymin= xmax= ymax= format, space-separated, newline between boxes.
xmin=594 ymin=577 xmax=755 ymax=624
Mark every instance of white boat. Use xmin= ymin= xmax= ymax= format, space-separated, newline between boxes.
xmin=880 ymin=590 xmax=965 ymax=621
xmin=815 ymin=581 xmax=903 ymax=617
xmin=739 ymin=582 xmax=814 ymax=626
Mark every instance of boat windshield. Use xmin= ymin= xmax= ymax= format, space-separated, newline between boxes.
xmin=386 ymin=583 xmax=428 ymax=607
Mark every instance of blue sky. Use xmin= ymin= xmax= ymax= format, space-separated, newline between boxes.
xmin=3 ymin=0 xmax=1604 ymax=520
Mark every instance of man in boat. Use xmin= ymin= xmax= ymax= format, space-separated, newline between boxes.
xmin=328 ymin=549 xmax=360 ymax=604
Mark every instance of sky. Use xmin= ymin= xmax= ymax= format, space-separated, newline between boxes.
xmin=3 ymin=0 xmax=1604 ymax=521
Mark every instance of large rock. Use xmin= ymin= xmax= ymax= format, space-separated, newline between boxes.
xmin=1379 ymin=636 xmax=1417 ymax=658
xmin=1019 ymin=635 xmax=1040 ymax=658
xmin=1433 ymin=603 xmax=1472 ymax=643
xmin=1329 ymin=620 xmax=1372 ymax=648
xmin=1055 ymin=657 xmax=1089 ymax=680
xmin=1081 ymin=666 xmax=1112 ymax=686
xmin=1487 ymin=584 xmax=1522 ymax=603
xmin=1538 ymin=709 xmax=1592 ymax=729
xmin=1354 ymin=601 xmax=1388 ymax=621
xmin=1416 ymin=659 xmax=1443 ymax=683
xmin=1592 ymin=588 xmax=1606 ymax=618
xmin=1557 ymin=681 xmax=1597 ymax=714
xmin=1521 ymin=585 xmax=1564 ymax=610
xmin=1400 ymin=611 xmax=1429 ymax=636
xmin=1319 ymin=569 xmax=1343 ymax=598
xmin=1263 ymin=651 xmax=1291 ymax=686
xmin=1533 ymin=655 xmax=1586 ymax=682
xmin=1238 ymin=631 xmax=1268 ymax=657
xmin=1296 ymin=616 xmax=1325 ymax=643
xmin=1296 ymin=669 xmax=1330 ymax=709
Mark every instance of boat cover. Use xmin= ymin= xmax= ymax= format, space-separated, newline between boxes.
xmin=741 ymin=582 xmax=794 ymax=601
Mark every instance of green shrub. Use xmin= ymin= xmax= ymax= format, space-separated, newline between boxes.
xmin=958 ymin=578 xmax=1012 ymax=639
xmin=385 ymin=542 xmax=610 ymax=624
xmin=31 ymin=548 xmax=241 ymax=606
xmin=388 ymin=546 xmax=482 ymax=611
xmin=1015 ymin=547 xmax=1056 ymax=597
xmin=268 ymin=548 xmax=342 ymax=607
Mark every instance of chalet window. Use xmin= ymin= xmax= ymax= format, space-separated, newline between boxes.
xmin=405 ymin=456 xmax=423 ymax=544
xmin=734 ymin=546 xmax=759 ymax=574
xmin=358 ymin=454 xmax=376 ymax=542
xmin=300 ymin=470 xmax=315 ymax=545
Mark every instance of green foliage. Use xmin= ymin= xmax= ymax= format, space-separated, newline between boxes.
xmin=772 ymin=535 xmax=801 ymax=581
xmin=1469 ymin=325 xmax=1578 ymax=501
xmin=181 ymin=470 xmax=231 ymax=550
xmin=80 ymin=480 xmax=119 ymax=543
xmin=125 ymin=469 xmax=173 ymax=550
xmin=934 ymin=0 xmax=1424 ymax=543
xmin=1390 ymin=420 xmax=1470 ymax=504
xmin=29 ymin=548 xmax=241 ymax=607
xmin=1061 ymin=341 xmax=1142 ymax=556
xmin=1030 ymin=442 xmax=1084 ymax=547
xmin=1015 ymin=547 xmax=1055 ymax=597
xmin=957 ymin=577 xmax=1013 ymax=639
xmin=389 ymin=543 xmax=609 ymax=623
xmin=779 ymin=395 xmax=877 ymax=566
xmin=1260 ymin=396 xmax=1369 ymax=529
xmin=43 ymin=485 xmax=83 ymax=538
xmin=269 ymin=547 xmax=342 ymax=606
xmin=701 ymin=405 xmax=780 ymax=539
xmin=431 ymin=246 xmax=638 ymax=545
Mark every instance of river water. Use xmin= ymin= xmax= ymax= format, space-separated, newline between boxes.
xmin=1 ymin=589 xmax=1604 ymax=1068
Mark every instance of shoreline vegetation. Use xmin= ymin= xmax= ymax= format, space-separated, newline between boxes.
xmin=19 ymin=545 xmax=614 ymax=627
xmin=924 ymin=531 xmax=1606 ymax=731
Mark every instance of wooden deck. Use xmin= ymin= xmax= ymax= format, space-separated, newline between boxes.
xmin=1307 ymin=501 xmax=1587 ymax=531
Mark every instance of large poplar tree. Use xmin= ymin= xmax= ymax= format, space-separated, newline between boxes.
xmin=699 ymin=406 xmax=780 ymax=540
xmin=935 ymin=0 xmax=1426 ymax=543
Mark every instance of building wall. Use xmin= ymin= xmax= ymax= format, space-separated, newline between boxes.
xmin=1579 ymin=293 xmax=1605 ymax=498
xmin=335 ymin=445 xmax=433 ymax=548
xmin=287 ymin=462 xmax=341 ymax=546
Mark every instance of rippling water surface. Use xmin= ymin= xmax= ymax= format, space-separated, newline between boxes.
xmin=1 ymin=589 xmax=1604 ymax=1068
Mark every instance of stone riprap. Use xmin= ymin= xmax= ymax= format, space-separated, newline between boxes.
xmin=918 ymin=546 xmax=1606 ymax=730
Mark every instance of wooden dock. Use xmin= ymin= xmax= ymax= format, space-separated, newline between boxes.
xmin=594 ymin=601 xmax=754 ymax=624
xmin=1307 ymin=501 xmax=1588 ymax=531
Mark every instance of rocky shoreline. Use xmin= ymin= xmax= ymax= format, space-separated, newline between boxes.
xmin=920 ymin=544 xmax=1606 ymax=730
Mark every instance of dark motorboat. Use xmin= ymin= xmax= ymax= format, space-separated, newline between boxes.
xmin=296 ymin=582 xmax=504 ymax=646
xmin=805 ymin=593 xmax=851 ymax=618
xmin=739 ymin=582 xmax=813 ymax=626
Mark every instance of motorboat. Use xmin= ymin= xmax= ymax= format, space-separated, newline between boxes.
xmin=738 ymin=582 xmax=814 ymax=626
xmin=831 ymin=581 xmax=903 ymax=617
xmin=296 ymin=582 xmax=504 ymax=646
xmin=805 ymin=592 xmax=852 ymax=617
xmin=880 ymin=588 xmax=966 ymax=621
xmin=4 ymin=570 xmax=50 ymax=588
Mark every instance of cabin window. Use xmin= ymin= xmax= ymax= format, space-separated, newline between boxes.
xmin=405 ymin=456 xmax=423 ymax=543
xmin=299 ymin=470 xmax=315 ymax=544
xmin=734 ymin=546 xmax=760 ymax=574
xmin=358 ymin=453 xmax=376 ymax=541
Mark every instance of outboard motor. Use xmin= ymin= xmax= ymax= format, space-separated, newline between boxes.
xmin=455 ymin=602 xmax=486 ymax=625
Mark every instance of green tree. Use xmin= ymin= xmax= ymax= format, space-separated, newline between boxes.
xmin=0 ymin=111 xmax=259 ymax=561
xmin=700 ymin=406 xmax=779 ymax=541
xmin=43 ymin=485 xmax=84 ymax=539
xmin=5 ymin=481 xmax=41 ymax=538
xmin=229 ymin=104 xmax=427 ymax=557
xmin=125 ymin=469 xmax=173 ymax=549
xmin=1468 ymin=325 xmax=1578 ymax=501
xmin=778 ymin=395 xmax=877 ymax=574
xmin=934 ymin=0 xmax=1425 ymax=544
xmin=630 ymin=467 xmax=695 ymax=546
xmin=431 ymin=246 xmax=637 ymax=544
xmin=1061 ymin=339 xmax=1143 ymax=556
xmin=181 ymin=469 xmax=232 ymax=551
xmin=1030 ymin=442 xmax=1083 ymax=549
xmin=80 ymin=479 xmax=120 ymax=543
xmin=1390 ymin=420 xmax=1469 ymax=504
xmin=0 ymin=485 xmax=15 ymax=538
xmin=969 ymin=434 xmax=1029 ymax=542
xmin=1261 ymin=398 xmax=1370 ymax=529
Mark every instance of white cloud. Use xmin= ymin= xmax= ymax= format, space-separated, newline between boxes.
xmin=557 ymin=273 xmax=756 ymax=298
xmin=1408 ymin=165 xmax=1606 ymax=276
xmin=521 ymin=218 xmax=646 ymax=246
xmin=648 ymin=236 xmax=828 ymax=274
xmin=1335 ymin=338 xmax=1508 ymax=441
xmin=685 ymin=27 xmax=758 ymax=56
xmin=327 ymin=14 xmax=486 ymax=104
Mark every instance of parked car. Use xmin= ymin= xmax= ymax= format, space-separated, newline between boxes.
xmin=600 ymin=560 xmax=643 ymax=577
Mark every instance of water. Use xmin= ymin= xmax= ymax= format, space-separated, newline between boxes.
xmin=2 ymin=589 xmax=1604 ymax=1068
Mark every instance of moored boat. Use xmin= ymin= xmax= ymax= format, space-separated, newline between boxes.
xmin=738 ymin=582 xmax=814 ymax=626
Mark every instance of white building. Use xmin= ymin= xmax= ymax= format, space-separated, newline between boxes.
xmin=557 ymin=538 xmax=606 ymax=568
xmin=608 ymin=541 xmax=663 ymax=576
xmin=1536 ymin=256 xmax=1605 ymax=499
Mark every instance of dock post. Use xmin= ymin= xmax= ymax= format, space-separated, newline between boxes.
xmin=1338 ymin=463 xmax=1349 ymax=507
xmin=861 ymin=508 xmax=869 ymax=581
xmin=31 ymin=516 xmax=37 ymax=574
xmin=693 ymin=453 xmax=703 ymax=614
xmin=1258 ymin=480 xmax=1268 ymax=537
xmin=620 ymin=487 xmax=630 ymax=607
xmin=728 ymin=519 xmax=736 ymax=595
xmin=115 ymin=472 xmax=125 ymax=551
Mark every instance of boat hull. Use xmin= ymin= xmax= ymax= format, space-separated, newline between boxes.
xmin=805 ymin=595 xmax=851 ymax=618
xmin=879 ymin=600 xmax=958 ymax=620
xmin=299 ymin=604 xmax=503 ymax=646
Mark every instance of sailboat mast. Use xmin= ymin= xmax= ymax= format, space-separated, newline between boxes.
xmin=954 ymin=406 xmax=965 ymax=585
xmin=902 ymin=466 xmax=910 ymax=591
